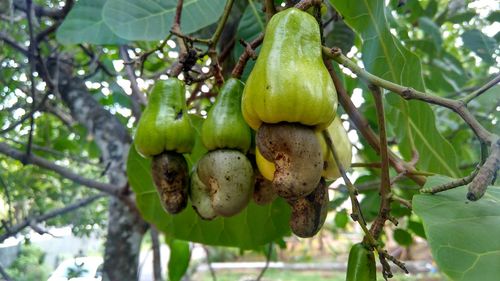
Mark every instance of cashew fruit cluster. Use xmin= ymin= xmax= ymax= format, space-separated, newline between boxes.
xmin=134 ymin=7 xmax=354 ymax=240
xmin=135 ymin=78 xmax=195 ymax=214
xmin=190 ymin=79 xmax=255 ymax=220
xmin=241 ymin=8 xmax=346 ymax=237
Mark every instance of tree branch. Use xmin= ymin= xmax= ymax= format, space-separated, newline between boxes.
xmin=0 ymin=142 xmax=122 ymax=195
xmin=323 ymin=59 xmax=426 ymax=185
xmin=0 ymin=31 xmax=29 ymax=56
xmin=0 ymin=193 xmax=105 ymax=243
xmin=324 ymin=47 xmax=495 ymax=143
xmin=231 ymin=35 xmax=263 ymax=79
xmin=324 ymin=47 xmax=499 ymax=200
xmin=461 ymin=74 xmax=500 ymax=104
xmin=368 ymin=85 xmax=394 ymax=240
xmin=119 ymin=45 xmax=145 ymax=120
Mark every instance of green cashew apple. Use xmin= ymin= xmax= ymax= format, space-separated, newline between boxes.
xmin=346 ymin=243 xmax=377 ymax=281
xmin=134 ymin=78 xmax=195 ymax=214
xmin=289 ymin=178 xmax=329 ymax=238
xmin=201 ymin=78 xmax=251 ymax=153
xmin=241 ymin=8 xmax=337 ymax=130
xmin=135 ymin=79 xmax=194 ymax=157
xmin=195 ymin=150 xmax=254 ymax=217
xmin=242 ymin=8 xmax=337 ymax=200
xmin=190 ymin=78 xmax=255 ymax=218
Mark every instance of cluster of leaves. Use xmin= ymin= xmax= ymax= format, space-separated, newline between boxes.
xmin=6 ymin=242 xmax=51 ymax=281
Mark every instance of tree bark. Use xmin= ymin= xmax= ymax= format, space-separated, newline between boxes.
xmin=48 ymin=56 xmax=147 ymax=280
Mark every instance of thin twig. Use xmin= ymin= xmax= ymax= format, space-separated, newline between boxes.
xmin=0 ymin=193 xmax=105 ymax=243
xmin=264 ymin=0 xmax=276 ymax=20
xmin=256 ymin=243 xmax=273 ymax=281
xmin=369 ymin=85 xmax=393 ymax=239
xmin=324 ymin=47 xmax=499 ymax=200
xmin=231 ymin=34 xmax=264 ymax=78
xmin=323 ymin=59 xmax=426 ymax=185
xmin=0 ymin=142 xmax=122 ymax=195
xmin=324 ymin=47 xmax=495 ymax=143
xmin=202 ymin=246 xmax=217 ymax=281
xmin=461 ymin=74 xmax=500 ymax=104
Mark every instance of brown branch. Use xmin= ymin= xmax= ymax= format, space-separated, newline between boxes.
xmin=324 ymin=47 xmax=499 ymax=200
xmin=324 ymin=47 xmax=495 ymax=143
xmin=324 ymin=59 xmax=426 ymax=186
xmin=169 ymin=0 xmax=188 ymax=77
xmin=231 ymin=35 xmax=264 ymax=79
xmin=369 ymin=85 xmax=393 ymax=239
xmin=294 ymin=0 xmax=322 ymax=10
xmin=0 ymin=142 xmax=122 ymax=195
xmin=467 ymin=140 xmax=499 ymax=200
xmin=0 ymin=193 xmax=105 ymax=243
xmin=264 ymin=0 xmax=277 ymax=20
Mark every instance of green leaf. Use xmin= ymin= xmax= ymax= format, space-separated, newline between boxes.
xmin=414 ymin=176 xmax=500 ymax=281
xmin=461 ymin=29 xmax=498 ymax=64
xmin=167 ymin=239 xmax=191 ymax=281
xmin=446 ymin=11 xmax=476 ymax=23
xmin=325 ymin=19 xmax=355 ymax=54
xmin=334 ymin=209 xmax=349 ymax=228
xmin=331 ymin=0 xmax=459 ymax=177
xmin=486 ymin=11 xmax=500 ymax=23
xmin=408 ymin=218 xmax=426 ymax=239
xmin=232 ymin=1 xmax=266 ymax=81
xmin=102 ymin=0 xmax=226 ymax=41
xmin=56 ymin=0 xmax=127 ymax=45
xmin=126 ymin=118 xmax=291 ymax=249
xmin=418 ymin=17 xmax=442 ymax=53
xmin=393 ymin=228 xmax=413 ymax=246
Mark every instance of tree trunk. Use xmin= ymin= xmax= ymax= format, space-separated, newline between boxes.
xmin=48 ymin=56 xmax=147 ymax=280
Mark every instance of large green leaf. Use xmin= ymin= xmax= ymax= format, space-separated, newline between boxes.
xmin=126 ymin=116 xmax=291 ymax=249
xmin=418 ymin=17 xmax=442 ymax=54
xmin=232 ymin=1 xmax=266 ymax=81
xmin=414 ymin=176 xmax=500 ymax=281
xmin=461 ymin=29 xmax=498 ymax=64
xmin=102 ymin=0 xmax=226 ymax=41
xmin=330 ymin=0 xmax=459 ymax=177
xmin=56 ymin=0 xmax=127 ymax=45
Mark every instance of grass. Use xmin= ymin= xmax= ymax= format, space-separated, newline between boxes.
xmin=192 ymin=269 xmax=446 ymax=281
